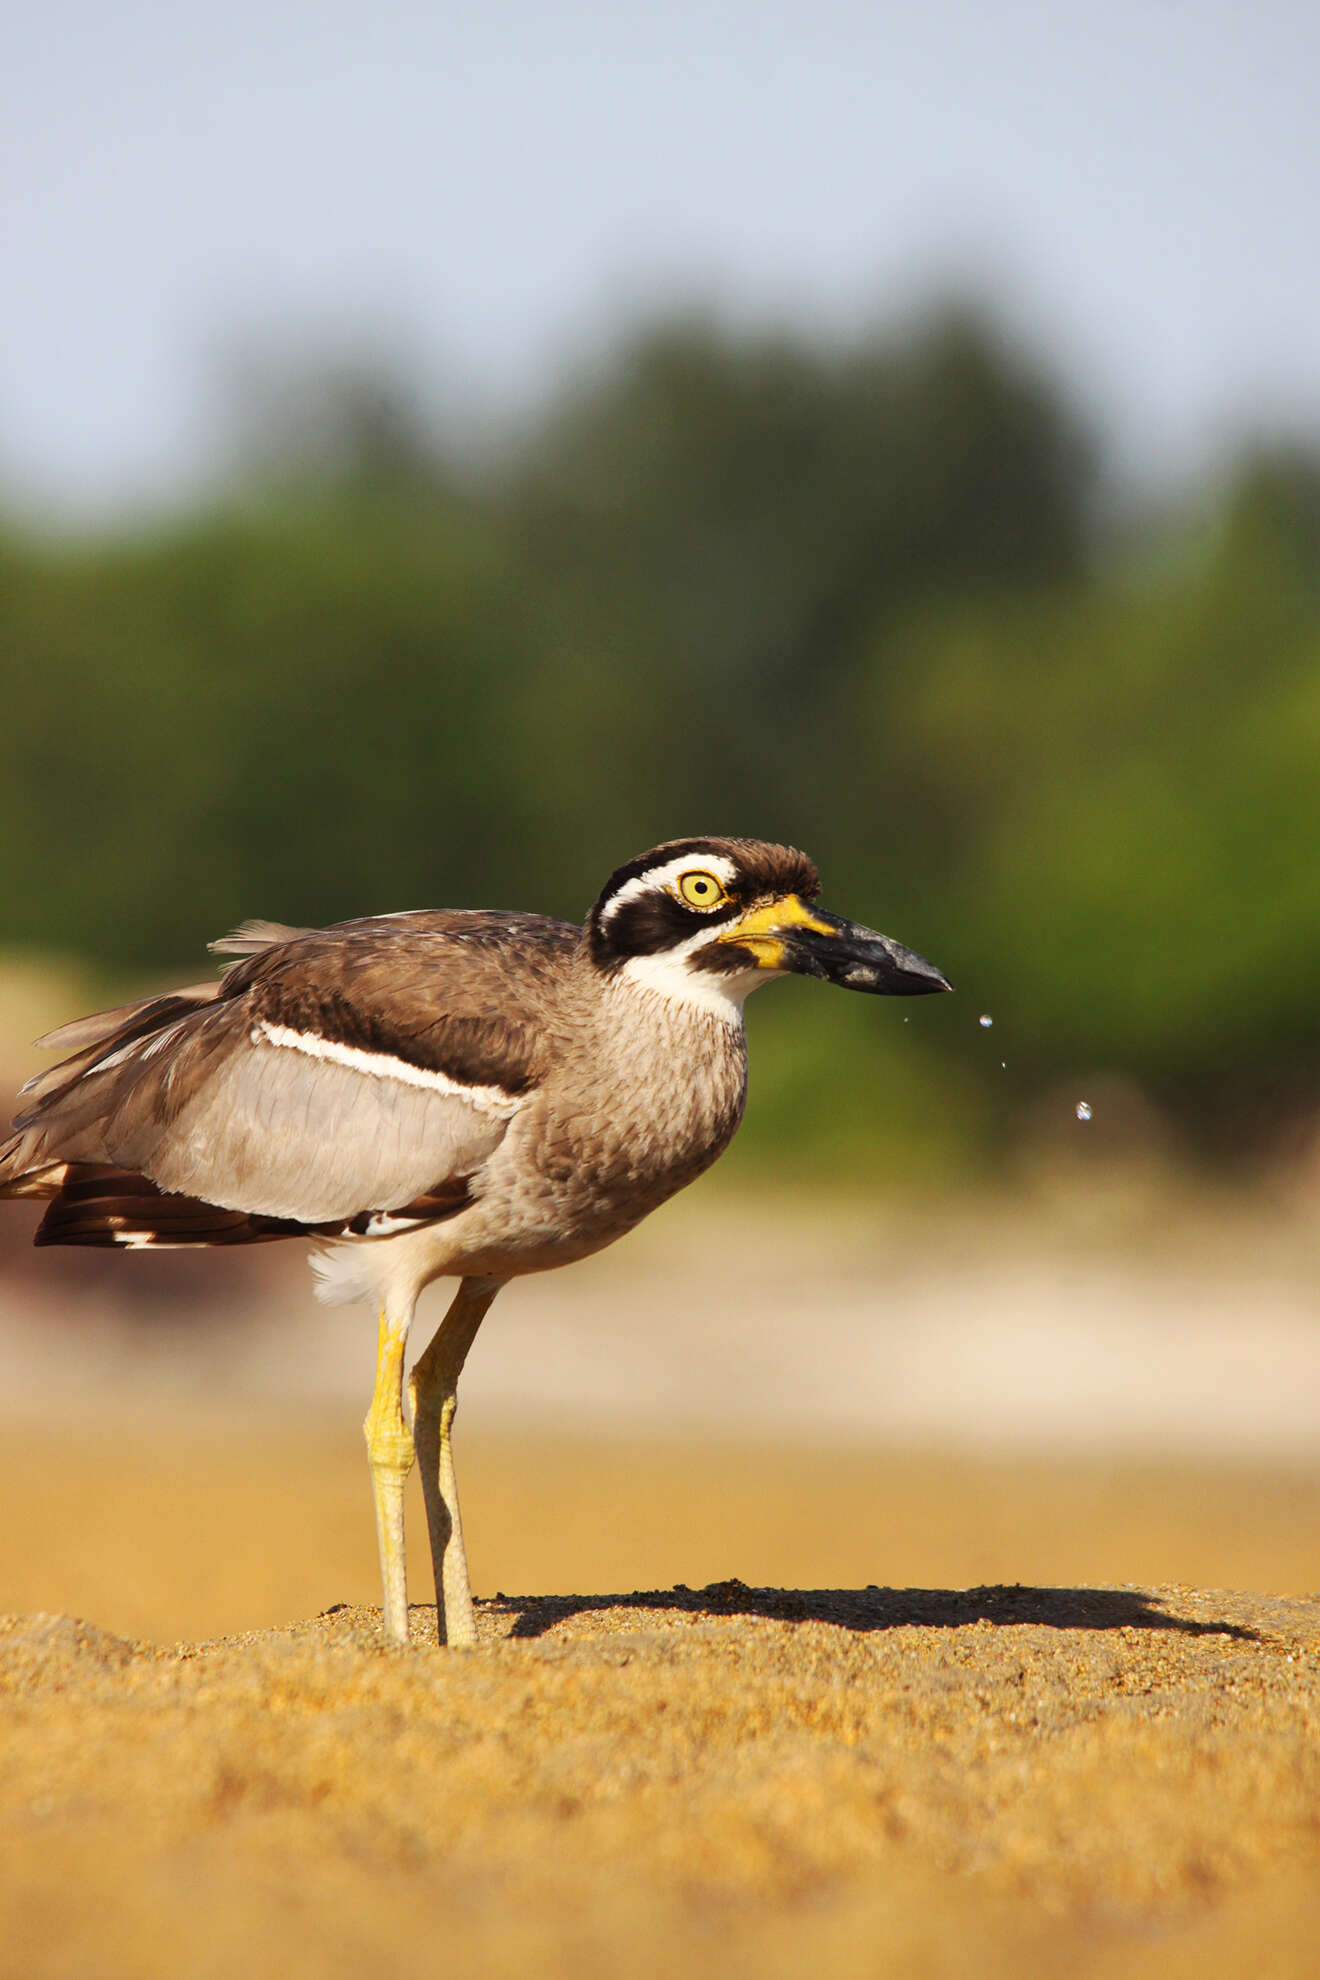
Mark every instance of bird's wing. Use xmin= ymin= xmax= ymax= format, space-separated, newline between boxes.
xmin=2 ymin=911 xmax=581 ymax=1226
xmin=207 ymin=918 xmax=312 ymax=958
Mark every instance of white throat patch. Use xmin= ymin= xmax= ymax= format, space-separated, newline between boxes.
xmin=615 ymin=927 xmax=771 ymax=1025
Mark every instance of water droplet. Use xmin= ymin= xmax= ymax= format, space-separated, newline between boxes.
xmin=1001 ymin=1062 xmax=1006 ymax=1069
xmin=978 ymin=1014 xmax=993 ymax=1029
xmin=1075 ymin=1101 xmax=1093 ymax=1122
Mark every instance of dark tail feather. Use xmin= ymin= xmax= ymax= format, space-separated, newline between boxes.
xmin=34 ymin=1166 xmax=313 ymax=1249
xmin=27 ymin=1166 xmax=476 ymax=1249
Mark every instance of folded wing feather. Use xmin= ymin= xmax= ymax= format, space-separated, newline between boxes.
xmin=0 ymin=911 xmax=570 ymax=1233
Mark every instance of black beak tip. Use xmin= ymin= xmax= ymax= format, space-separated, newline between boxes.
xmin=854 ymin=961 xmax=953 ymax=996
xmin=863 ymin=941 xmax=954 ymax=997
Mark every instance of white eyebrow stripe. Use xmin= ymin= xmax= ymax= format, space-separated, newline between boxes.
xmin=598 ymin=852 xmax=740 ymax=923
xmin=253 ymin=1021 xmax=524 ymax=1117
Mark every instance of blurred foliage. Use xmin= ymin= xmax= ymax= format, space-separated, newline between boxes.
xmin=1 ymin=305 xmax=1318 ymax=1178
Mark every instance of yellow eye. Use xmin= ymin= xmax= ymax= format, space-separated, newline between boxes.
xmin=678 ymin=870 xmax=727 ymax=910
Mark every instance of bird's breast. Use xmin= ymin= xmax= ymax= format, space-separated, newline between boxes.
xmin=474 ymin=994 xmax=749 ymax=1262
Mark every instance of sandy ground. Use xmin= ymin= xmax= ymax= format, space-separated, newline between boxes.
xmin=2 ymin=1191 xmax=1320 ymax=1974
xmin=2 ymin=1424 xmax=1320 ymax=1978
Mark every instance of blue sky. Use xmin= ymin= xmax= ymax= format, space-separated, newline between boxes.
xmin=5 ymin=0 xmax=1318 ymax=515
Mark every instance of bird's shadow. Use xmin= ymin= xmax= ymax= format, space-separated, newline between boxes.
xmin=488 ymin=1579 xmax=1259 ymax=1642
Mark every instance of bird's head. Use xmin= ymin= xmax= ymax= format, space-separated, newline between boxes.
xmin=586 ymin=836 xmax=951 ymax=1019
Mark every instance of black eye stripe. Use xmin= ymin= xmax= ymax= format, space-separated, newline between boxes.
xmin=591 ymin=889 xmax=741 ymax=964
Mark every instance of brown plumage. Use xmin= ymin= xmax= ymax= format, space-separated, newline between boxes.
xmin=0 ymin=837 xmax=950 ymax=1646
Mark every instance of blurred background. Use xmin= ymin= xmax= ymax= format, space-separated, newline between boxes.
xmin=2 ymin=0 xmax=1319 ymax=1639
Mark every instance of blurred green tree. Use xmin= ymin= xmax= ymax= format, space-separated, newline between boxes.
xmin=867 ymin=445 xmax=1320 ymax=1155
xmin=500 ymin=304 xmax=1093 ymax=893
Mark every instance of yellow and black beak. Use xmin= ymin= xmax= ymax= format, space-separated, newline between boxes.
xmin=721 ymin=896 xmax=952 ymax=996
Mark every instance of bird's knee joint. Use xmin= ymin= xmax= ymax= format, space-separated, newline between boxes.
xmin=363 ymin=1418 xmax=415 ymax=1477
xmin=408 ymin=1376 xmax=459 ymax=1431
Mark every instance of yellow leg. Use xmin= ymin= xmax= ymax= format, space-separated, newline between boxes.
xmin=408 ymin=1277 xmax=502 ymax=1648
xmin=363 ymin=1310 xmax=415 ymax=1646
